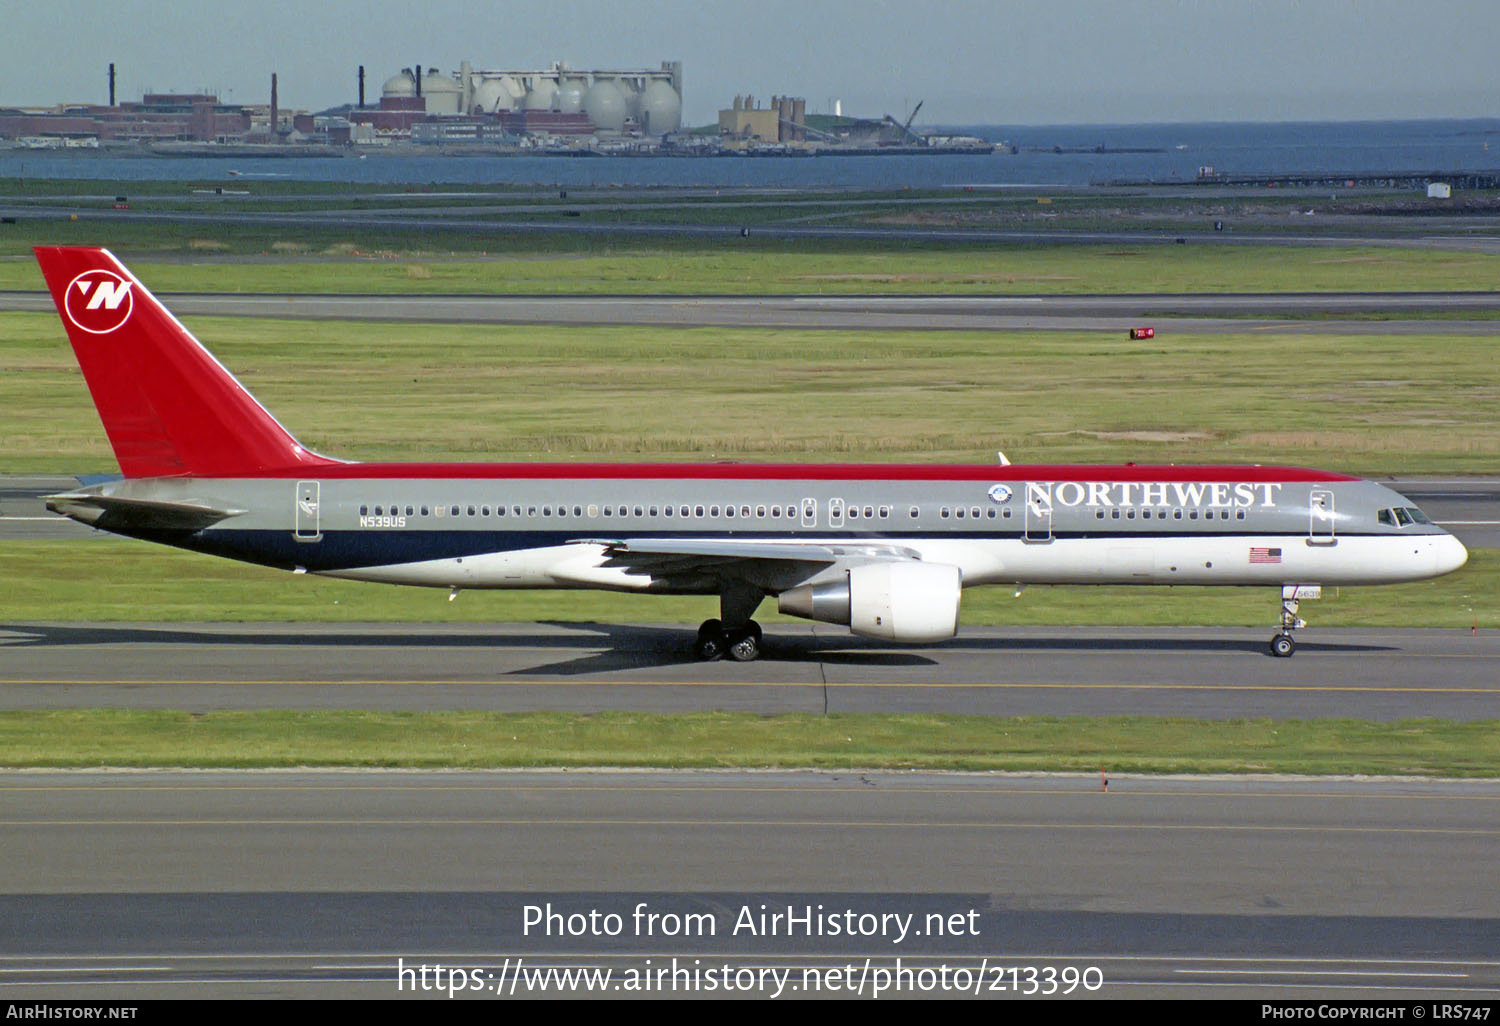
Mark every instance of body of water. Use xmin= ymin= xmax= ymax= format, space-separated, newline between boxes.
xmin=2 ymin=119 xmax=1497 ymax=189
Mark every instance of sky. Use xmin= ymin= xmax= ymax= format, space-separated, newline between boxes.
xmin=3 ymin=0 xmax=1496 ymax=125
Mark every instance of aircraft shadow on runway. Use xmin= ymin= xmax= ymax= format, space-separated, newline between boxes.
xmin=1 ymin=622 xmax=1395 ymax=679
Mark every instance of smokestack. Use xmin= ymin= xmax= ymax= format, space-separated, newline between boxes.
xmin=358 ymin=65 xmax=365 ymax=108
xmin=414 ymin=63 xmax=421 ymax=98
xmin=270 ymin=73 xmax=278 ymax=137
xmin=108 ymin=63 xmax=116 ymax=107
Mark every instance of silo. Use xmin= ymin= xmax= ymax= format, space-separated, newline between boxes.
xmin=583 ymin=78 xmax=627 ymax=130
xmin=640 ymin=79 xmax=682 ymax=134
xmin=421 ymin=72 xmax=462 ymax=114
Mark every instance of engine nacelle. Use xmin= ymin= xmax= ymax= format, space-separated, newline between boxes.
xmin=778 ymin=561 xmax=962 ymax=642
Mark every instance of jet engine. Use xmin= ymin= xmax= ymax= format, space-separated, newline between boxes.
xmin=778 ymin=561 xmax=961 ymax=642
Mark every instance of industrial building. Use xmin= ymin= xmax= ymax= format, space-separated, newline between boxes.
xmin=348 ymin=60 xmax=684 ymax=143
xmin=718 ymin=95 xmax=806 ymax=143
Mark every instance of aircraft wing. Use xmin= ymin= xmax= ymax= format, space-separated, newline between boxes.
xmin=560 ymin=537 xmax=923 ymax=590
xmin=45 ymin=493 xmax=247 ymax=532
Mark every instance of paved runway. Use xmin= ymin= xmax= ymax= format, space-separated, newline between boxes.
xmin=1 ymin=770 xmax=1495 ymax=998
xmin=8 ymin=202 xmax=1500 ymax=252
xmin=6 ymin=288 xmax=1500 ymax=334
xmin=1 ymin=622 xmax=1494 ymax=719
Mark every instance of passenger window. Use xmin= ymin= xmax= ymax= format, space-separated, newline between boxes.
xmin=374 ymin=506 xmax=383 ymax=516
xmin=909 ymin=506 xmax=920 ymax=518
xmin=695 ymin=505 xmax=705 ymax=518
xmin=940 ymin=507 xmax=950 ymax=518
xmin=422 ymin=506 xmax=430 ymax=516
xmin=360 ymin=506 xmax=369 ymax=516
xmin=757 ymin=505 xmax=767 ymax=518
xmin=451 ymin=505 xmax=460 ymax=517
xmin=650 ymin=506 xmax=658 ymax=517
xmin=725 ymin=506 xmax=735 ymax=518
xmin=634 ymin=506 xmax=644 ymax=517
xmin=467 ymin=506 xmax=476 ymax=516
xmin=407 ymin=506 xmax=415 ymax=516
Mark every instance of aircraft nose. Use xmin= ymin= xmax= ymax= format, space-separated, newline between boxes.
xmin=1432 ymin=534 xmax=1469 ymax=576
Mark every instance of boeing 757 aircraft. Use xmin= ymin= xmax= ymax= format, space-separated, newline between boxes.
xmin=34 ymin=246 xmax=1467 ymax=660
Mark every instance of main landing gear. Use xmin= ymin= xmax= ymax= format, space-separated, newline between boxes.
xmin=696 ymin=583 xmax=767 ymax=661
xmin=1269 ymin=589 xmax=1308 ymax=658
xmin=696 ymin=618 xmax=764 ymax=662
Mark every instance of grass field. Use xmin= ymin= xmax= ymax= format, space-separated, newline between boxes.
xmin=8 ymin=244 xmax=1500 ymax=297
xmin=3 ymin=311 xmax=1497 ymax=474
xmin=3 ymin=208 xmax=1495 ymax=774
xmin=0 ymin=710 xmax=1494 ymax=776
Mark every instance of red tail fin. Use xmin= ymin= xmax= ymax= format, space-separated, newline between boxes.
xmin=34 ymin=246 xmax=342 ymax=478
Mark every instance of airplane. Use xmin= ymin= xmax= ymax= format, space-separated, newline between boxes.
xmin=33 ymin=246 xmax=1468 ymax=660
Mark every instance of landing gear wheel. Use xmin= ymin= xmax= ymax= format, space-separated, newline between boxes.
xmin=1269 ymin=633 xmax=1296 ymax=658
xmin=695 ymin=619 xmax=726 ymax=661
xmin=726 ymin=621 xmax=763 ymax=662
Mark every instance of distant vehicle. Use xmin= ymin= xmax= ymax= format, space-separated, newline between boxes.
xmin=1129 ymin=327 xmax=1155 ymax=339
xmin=33 ymin=247 xmax=1467 ymax=659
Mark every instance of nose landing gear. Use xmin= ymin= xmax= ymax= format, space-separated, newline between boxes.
xmin=1270 ymin=586 xmax=1313 ymax=657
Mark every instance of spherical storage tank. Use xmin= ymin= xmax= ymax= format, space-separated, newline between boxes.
xmin=555 ymin=77 xmax=586 ymax=114
xmin=523 ymin=79 xmax=558 ymax=110
xmin=473 ymin=76 xmax=526 ymax=113
xmin=471 ymin=78 xmax=506 ymax=113
xmin=639 ymin=80 xmax=682 ymax=134
xmin=583 ymin=79 xmax=627 ymax=131
xmin=382 ymin=70 xmax=417 ymax=98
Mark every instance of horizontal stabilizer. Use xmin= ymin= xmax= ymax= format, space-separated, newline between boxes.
xmin=45 ymin=492 xmax=246 ymax=532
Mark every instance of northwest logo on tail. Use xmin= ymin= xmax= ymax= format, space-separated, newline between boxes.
xmin=64 ymin=270 xmax=133 ymax=334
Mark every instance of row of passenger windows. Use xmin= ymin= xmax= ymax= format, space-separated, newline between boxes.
xmin=358 ymin=502 xmax=1248 ymax=523
xmin=361 ymin=502 xmax=860 ymax=520
xmin=1093 ymin=507 xmax=1247 ymax=521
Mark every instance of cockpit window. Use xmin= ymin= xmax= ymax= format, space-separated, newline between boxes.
xmin=1394 ymin=508 xmax=1413 ymax=527
xmin=1378 ymin=509 xmax=1395 ymax=526
xmin=1405 ymin=507 xmax=1431 ymax=524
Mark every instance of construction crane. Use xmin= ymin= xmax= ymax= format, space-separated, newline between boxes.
xmin=882 ymin=100 xmax=925 ymax=145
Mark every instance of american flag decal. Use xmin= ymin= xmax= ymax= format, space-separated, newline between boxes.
xmin=1249 ymin=547 xmax=1283 ymax=564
